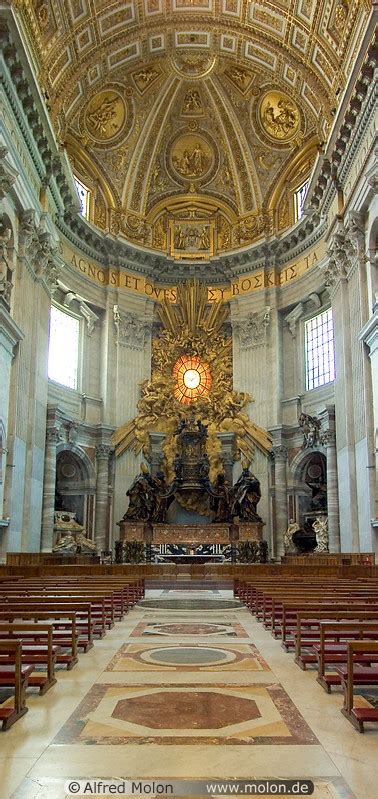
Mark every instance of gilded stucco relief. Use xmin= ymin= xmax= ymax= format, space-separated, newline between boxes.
xmin=17 ymin=0 xmax=372 ymax=256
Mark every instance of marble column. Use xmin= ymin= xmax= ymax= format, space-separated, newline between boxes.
xmin=272 ymin=446 xmax=288 ymax=559
xmin=40 ymin=427 xmax=60 ymax=552
xmin=321 ymin=430 xmax=340 ymax=552
xmin=95 ymin=444 xmax=112 ymax=553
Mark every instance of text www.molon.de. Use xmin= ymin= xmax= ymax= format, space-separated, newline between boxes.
xmin=64 ymin=779 xmax=315 ymax=795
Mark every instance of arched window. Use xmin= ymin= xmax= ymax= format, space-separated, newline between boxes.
xmin=48 ymin=305 xmax=80 ymax=390
xmin=305 ymin=308 xmax=335 ymax=391
xmin=294 ymin=180 xmax=309 ymax=222
xmin=74 ymin=176 xmax=90 ymax=219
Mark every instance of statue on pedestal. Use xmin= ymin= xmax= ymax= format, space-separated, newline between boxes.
xmin=123 ymin=463 xmax=155 ymax=521
xmin=209 ymin=473 xmax=233 ymax=523
xmin=232 ymin=463 xmax=262 ymax=521
xmin=151 ymin=470 xmax=175 ymax=523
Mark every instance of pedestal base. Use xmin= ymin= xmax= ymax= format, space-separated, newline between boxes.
xmin=118 ymin=521 xmax=147 ymax=542
xmin=236 ymin=522 xmax=264 ymax=542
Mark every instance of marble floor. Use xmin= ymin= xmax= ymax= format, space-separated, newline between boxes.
xmin=1 ymin=588 xmax=377 ymax=799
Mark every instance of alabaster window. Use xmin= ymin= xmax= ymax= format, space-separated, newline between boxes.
xmin=294 ymin=180 xmax=309 ymax=222
xmin=305 ymin=308 xmax=335 ymax=391
xmin=48 ymin=305 xmax=80 ymax=390
xmin=74 ymin=176 xmax=90 ymax=219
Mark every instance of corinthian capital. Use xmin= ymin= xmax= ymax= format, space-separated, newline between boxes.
xmin=270 ymin=445 xmax=288 ymax=461
xmin=323 ymin=217 xmax=355 ymax=288
xmin=95 ymin=444 xmax=113 ymax=459
xmin=113 ymin=305 xmax=151 ymax=350
xmin=234 ymin=306 xmax=270 ymax=348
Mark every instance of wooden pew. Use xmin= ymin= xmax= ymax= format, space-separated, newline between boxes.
xmin=281 ymin=603 xmax=378 ymax=657
xmin=0 ymin=591 xmax=112 ymax=634
xmin=0 ymin=640 xmax=34 ymax=730
xmin=0 ymin=623 xmax=58 ymax=694
xmin=0 ymin=609 xmax=79 ymax=667
xmin=2 ymin=602 xmax=94 ymax=657
xmin=293 ymin=606 xmax=378 ymax=668
xmin=4 ymin=583 xmax=126 ymax=621
xmin=314 ymin=621 xmax=378 ymax=692
xmin=338 ymin=641 xmax=378 ymax=732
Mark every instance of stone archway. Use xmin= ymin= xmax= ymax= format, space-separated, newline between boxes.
xmin=55 ymin=446 xmax=95 ymax=536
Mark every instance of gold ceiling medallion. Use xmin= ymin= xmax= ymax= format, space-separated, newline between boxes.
xmin=167 ymin=131 xmax=218 ymax=187
xmin=258 ymin=91 xmax=300 ymax=144
xmin=170 ymin=53 xmax=217 ymax=78
xmin=84 ymin=90 xmax=127 ymax=143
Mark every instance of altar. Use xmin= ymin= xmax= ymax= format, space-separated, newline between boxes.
xmin=116 ymin=413 xmax=268 ymax=564
xmin=117 ymin=521 xmax=263 ymax=545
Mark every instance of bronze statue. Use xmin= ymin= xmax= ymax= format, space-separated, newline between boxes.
xmin=123 ymin=463 xmax=155 ymax=521
xmin=232 ymin=463 xmax=262 ymax=521
xmin=209 ymin=473 xmax=233 ymax=523
xmin=305 ymin=476 xmax=327 ymax=512
xmin=198 ymin=452 xmax=210 ymax=485
xmin=174 ymin=453 xmax=184 ymax=481
xmin=151 ymin=470 xmax=175 ymax=523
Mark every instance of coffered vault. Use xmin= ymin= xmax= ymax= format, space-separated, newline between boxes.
xmin=17 ymin=0 xmax=371 ymax=257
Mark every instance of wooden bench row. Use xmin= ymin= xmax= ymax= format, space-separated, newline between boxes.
xmin=0 ymin=576 xmax=143 ymax=730
xmin=235 ymin=578 xmax=378 ymax=732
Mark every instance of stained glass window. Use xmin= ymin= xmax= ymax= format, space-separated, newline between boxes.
xmin=305 ymin=308 xmax=335 ymax=391
xmin=74 ymin=176 xmax=90 ymax=219
xmin=173 ymin=354 xmax=212 ymax=405
xmin=48 ymin=305 xmax=80 ymax=390
xmin=294 ymin=180 xmax=309 ymax=222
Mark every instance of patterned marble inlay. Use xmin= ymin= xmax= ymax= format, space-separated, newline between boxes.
xmin=130 ymin=621 xmax=248 ymax=637
xmin=54 ymin=683 xmax=318 ymax=745
xmin=106 ymin=643 xmax=270 ymax=672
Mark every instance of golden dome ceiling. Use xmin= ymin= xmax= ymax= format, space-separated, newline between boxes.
xmin=19 ymin=0 xmax=371 ymax=257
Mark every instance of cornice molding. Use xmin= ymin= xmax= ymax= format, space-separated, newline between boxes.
xmin=308 ymin=27 xmax=378 ymax=215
